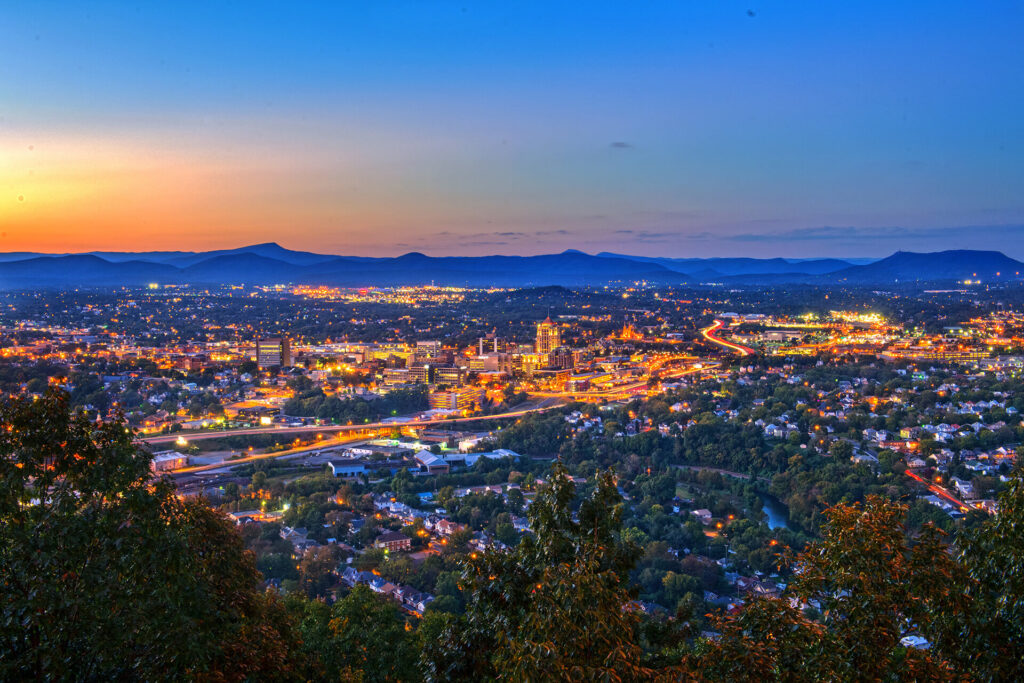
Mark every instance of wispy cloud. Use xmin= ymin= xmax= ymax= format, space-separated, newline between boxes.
xmin=627 ymin=210 xmax=702 ymax=221
xmin=726 ymin=224 xmax=1024 ymax=243
xmin=613 ymin=229 xmax=683 ymax=242
xmin=681 ymin=231 xmax=717 ymax=241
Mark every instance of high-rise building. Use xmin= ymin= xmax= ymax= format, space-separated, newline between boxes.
xmin=407 ymin=365 xmax=431 ymax=383
xmin=548 ymin=347 xmax=573 ymax=369
xmin=256 ymin=337 xmax=291 ymax=368
xmin=432 ymin=366 xmax=466 ymax=386
xmin=515 ymin=353 xmax=547 ymax=377
xmin=535 ymin=316 xmax=560 ymax=354
xmin=478 ymin=329 xmax=506 ymax=355
xmin=411 ymin=340 xmax=447 ymax=366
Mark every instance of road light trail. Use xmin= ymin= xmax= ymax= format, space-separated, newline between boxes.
xmin=701 ymin=319 xmax=755 ymax=356
xmin=170 ymin=433 xmax=367 ymax=475
xmin=905 ymin=469 xmax=981 ymax=513
xmin=142 ymin=404 xmax=563 ymax=445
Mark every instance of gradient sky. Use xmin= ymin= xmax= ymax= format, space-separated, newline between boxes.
xmin=2 ymin=2 xmax=1024 ymax=258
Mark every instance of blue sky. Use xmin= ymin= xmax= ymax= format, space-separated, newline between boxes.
xmin=2 ymin=1 xmax=1023 ymax=257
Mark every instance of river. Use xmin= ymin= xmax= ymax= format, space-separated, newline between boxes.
xmin=759 ymin=493 xmax=790 ymax=530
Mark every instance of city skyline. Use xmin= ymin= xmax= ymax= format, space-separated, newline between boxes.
xmin=3 ymin=2 xmax=1023 ymax=258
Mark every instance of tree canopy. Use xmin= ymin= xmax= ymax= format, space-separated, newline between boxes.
xmin=423 ymin=463 xmax=649 ymax=681
xmin=0 ymin=390 xmax=298 ymax=681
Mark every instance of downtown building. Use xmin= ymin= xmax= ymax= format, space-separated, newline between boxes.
xmin=535 ymin=316 xmax=561 ymax=354
xmin=255 ymin=337 xmax=291 ymax=368
xmin=429 ymin=386 xmax=485 ymax=412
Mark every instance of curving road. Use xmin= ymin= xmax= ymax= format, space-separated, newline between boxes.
xmin=701 ymin=320 xmax=755 ymax=356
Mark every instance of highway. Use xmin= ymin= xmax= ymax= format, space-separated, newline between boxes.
xmin=142 ymin=403 xmax=564 ymax=446
xmin=529 ymin=357 xmax=717 ymax=402
xmin=701 ymin=319 xmax=755 ymax=356
xmin=169 ymin=432 xmax=372 ymax=475
xmin=905 ymin=469 xmax=979 ymax=513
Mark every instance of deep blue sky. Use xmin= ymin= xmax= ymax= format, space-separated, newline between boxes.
xmin=2 ymin=2 xmax=1023 ymax=257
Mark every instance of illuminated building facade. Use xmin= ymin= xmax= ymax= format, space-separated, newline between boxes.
xmin=256 ymin=337 xmax=291 ymax=368
xmin=535 ymin=316 xmax=561 ymax=354
xmin=429 ymin=387 xmax=484 ymax=411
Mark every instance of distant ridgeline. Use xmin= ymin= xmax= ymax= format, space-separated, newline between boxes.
xmin=0 ymin=242 xmax=1020 ymax=288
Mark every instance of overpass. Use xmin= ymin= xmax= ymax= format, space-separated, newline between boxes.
xmin=141 ymin=403 xmax=564 ymax=446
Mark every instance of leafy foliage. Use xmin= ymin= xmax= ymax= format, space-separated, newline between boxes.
xmin=284 ymin=386 xmax=427 ymax=423
xmin=424 ymin=463 xmax=650 ymax=681
xmin=290 ymin=585 xmax=419 ymax=682
xmin=687 ymin=496 xmax=965 ymax=681
xmin=930 ymin=464 xmax=1024 ymax=682
xmin=0 ymin=389 xmax=298 ymax=681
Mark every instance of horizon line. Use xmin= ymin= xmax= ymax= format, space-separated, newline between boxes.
xmin=1 ymin=242 xmax=1017 ymax=262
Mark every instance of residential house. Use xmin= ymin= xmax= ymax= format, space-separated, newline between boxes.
xmin=374 ymin=530 xmax=412 ymax=552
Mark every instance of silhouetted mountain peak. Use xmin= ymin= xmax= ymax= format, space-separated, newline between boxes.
xmin=0 ymin=246 xmax=1020 ymax=288
xmin=830 ymin=249 xmax=1024 ymax=283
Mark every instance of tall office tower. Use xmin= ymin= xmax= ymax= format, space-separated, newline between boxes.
xmin=535 ymin=316 xmax=561 ymax=354
xmin=256 ymin=337 xmax=291 ymax=368
xmin=412 ymin=340 xmax=442 ymax=365
xmin=478 ymin=328 xmax=502 ymax=355
xmin=548 ymin=347 xmax=573 ymax=369
xmin=417 ymin=340 xmax=441 ymax=354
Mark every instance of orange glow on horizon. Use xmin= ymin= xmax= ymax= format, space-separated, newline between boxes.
xmin=0 ymin=128 xmax=492 ymax=254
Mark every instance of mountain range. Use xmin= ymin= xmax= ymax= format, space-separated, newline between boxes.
xmin=0 ymin=243 xmax=1019 ymax=289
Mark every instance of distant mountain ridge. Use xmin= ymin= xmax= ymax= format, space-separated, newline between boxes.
xmin=0 ymin=244 xmax=1018 ymax=289
xmin=830 ymin=250 xmax=1023 ymax=283
xmin=596 ymin=252 xmax=856 ymax=277
xmin=0 ymin=245 xmax=684 ymax=288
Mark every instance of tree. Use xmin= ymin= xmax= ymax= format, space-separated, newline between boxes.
xmin=0 ymin=389 xmax=299 ymax=681
xmin=495 ymin=521 xmax=519 ymax=547
xmin=929 ymin=464 xmax=1024 ymax=681
xmin=828 ymin=439 xmax=854 ymax=460
xmin=299 ymin=545 xmax=342 ymax=598
xmin=661 ymin=571 xmax=701 ymax=608
xmin=424 ymin=463 xmax=650 ymax=681
xmin=685 ymin=496 xmax=962 ymax=681
xmin=298 ymin=584 xmax=418 ymax=681
xmin=286 ymin=374 xmax=315 ymax=394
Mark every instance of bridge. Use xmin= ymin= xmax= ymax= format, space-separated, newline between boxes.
xmin=141 ymin=403 xmax=564 ymax=446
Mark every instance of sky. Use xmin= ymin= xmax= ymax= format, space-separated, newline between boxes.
xmin=2 ymin=1 xmax=1023 ymax=258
